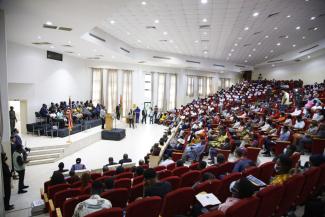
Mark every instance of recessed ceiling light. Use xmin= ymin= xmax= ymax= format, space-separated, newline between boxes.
xmin=257 ymin=42 xmax=262 ymax=45
xmin=307 ymin=55 xmax=311 ymax=59
xmin=313 ymin=27 xmax=318 ymax=31
xmin=238 ymin=37 xmax=242 ymax=40
xmin=231 ymin=49 xmax=234 ymax=52
xmin=272 ymin=64 xmax=275 ymax=67
xmin=68 ymin=40 xmax=71 ymax=44
xmin=274 ymin=27 xmax=278 ymax=30
xmin=270 ymin=49 xmax=274 ymax=53
xmin=276 ymin=42 xmax=281 ymax=46
xmin=201 ymin=0 xmax=208 ymax=4
xmin=253 ymin=12 xmax=259 ymax=17
xmin=111 ymin=55 xmax=115 ymax=59
xmin=296 ymin=26 xmax=301 ymax=30
xmin=285 ymin=35 xmax=289 ymax=39
xmin=286 ymin=15 xmax=291 ymax=18
xmin=137 ymin=39 xmax=142 ymax=43
xmin=169 ymin=39 xmax=174 ymax=43
xmin=252 ymin=48 xmax=256 ymax=51
xmin=244 ymin=60 xmax=248 ymax=63
xmin=310 ymin=16 xmax=316 ymax=20
xmin=50 ymin=45 xmax=55 ymax=49
xmin=154 ymin=19 xmax=159 ymax=24
xmin=110 ymin=20 xmax=115 ymax=24
xmin=265 ymin=35 xmax=269 ymax=38
xmin=194 ymin=40 xmax=199 ymax=43
xmin=265 ymin=56 xmax=268 ymax=59
xmin=244 ymin=27 xmax=249 ymax=31
xmin=248 ymin=54 xmax=252 ymax=57
xmin=78 ymin=53 xmax=81 ymax=56
xmin=302 ymin=36 xmax=306 ymax=39
xmin=163 ymin=31 xmax=168 ymax=35
xmin=37 ymin=36 xmax=42 ymax=39
xmin=46 ymin=21 xmax=53 ymax=25
xmin=292 ymin=44 xmax=296 ymax=47
xmin=228 ymin=53 xmax=232 ymax=56
xmin=126 ymin=32 xmax=130 ymax=35
xmin=203 ymin=32 xmax=207 ymax=35
xmin=202 ymin=18 xmax=208 ymax=22
xmin=234 ymin=43 xmax=238 ymax=46
xmin=203 ymin=50 xmax=208 ymax=54
xmin=141 ymin=1 xmax=147 ymax=5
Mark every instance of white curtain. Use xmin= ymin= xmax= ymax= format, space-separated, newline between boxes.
xmin=168 ymin=74 xmax=176 ymax=110
xmin=206 ymin=77 xmax=213 ymax=95
xmin=198 ymin=76 xmax=206 ymax=97
xmin=103 ymin=69 xmax=118 ymax=113
xmin=186 ymin=76 xmax=194 ymax=97
xmin=122 ymin=70 xmax=132 ymax=116
xmin=157 ymin=73 xmax=167 ymax=111
xmin=92 ymin=68 xmax=102 ymax=105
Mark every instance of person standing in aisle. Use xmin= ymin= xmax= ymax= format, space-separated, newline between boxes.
xmin=2 ymin=152 xmax=14 ymax=210
xmin=115 ymin=104 xmax=120 ymax=120
xmin=149 ymin=107 xmax=154 ymax=124
xmin=9 ymin=106 xmax=17 ymax=133
xmin=100 ymin=106 xmax=106 ymax=129
xmin=135 ymin=106 xmax=141 ymax=123
xmin=142 ymin=107 xmax=147 ymax=124
xmin=128 ymin=109 xmax=135 ymax=128
xmin=13 ymin=144 xmax=29 ymax=194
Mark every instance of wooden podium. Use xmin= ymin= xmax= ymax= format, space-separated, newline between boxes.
xmin=105 ymin=113 xmax=113 ymax=130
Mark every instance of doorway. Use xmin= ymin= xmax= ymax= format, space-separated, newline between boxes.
xmin=9 ymin=100 xmax=27 ymax=134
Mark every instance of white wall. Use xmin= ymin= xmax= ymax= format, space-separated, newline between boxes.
xmin=252 ymin=53 xmax=325 ymax=84
xmin=7 ymin=42 xmax=92 ymax=123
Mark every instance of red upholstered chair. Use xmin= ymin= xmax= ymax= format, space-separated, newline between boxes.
xmin=154 ymin=165 xmax=166 ymax=172
xmin=257 ymin=161 xmax=275 ymax=184
xmin=216 ymin=162 xmax=235 ymax=177
xmin=48 ymin=183 xmax=71 ymax=199
xmin=160 ymin=187 xmax=195 ymax=217
xmin=246 ymin=147 xmax=261 ymax=162
xmin=101 ymin=188 xmax=129 ymax=208
xmin=71 ymin=181 xmax=82 ymax=188
xmin=225 ymin=196 xmax=260 ymax=217
xmin=217 ymin=149 xmax=231 ymax=161
xmin=166 ymin=163 xmax=176 ymax=171
xmin=172 ymin=166 xmax=190 ymax=177
xmin=90 ymin=173 xmax=102 ymax=181
xmin=84 ymin=208 xmax=123 ymax=217
xmin=180 ymin=170 xmax=201 ymax=187
xmin=53 ymin=188 xmax=81 ymax=210
xmin=132 ymin=175 xmax=143 ymax=186
xmin=172 ymin=152 xmax=183 ymax=162
xmin=126 ymin=196 xmax=162 ymax=217
xmin=43 ymin=180 xmax=50 ymax=195
xmin=242 ymin=167 xmax=260 ymax=178
xmin=311 ymin=138 xmax=325 ymax=155
xmin=61 ymin=194 xmax=90 ymax=217
xmin=200 ymin=166 xmax=219 ymax=176
xmin=160 ymin=176 xmax=181 ymax=190
xmin=129 ymin=183 xmax=144 ymax=202
xmin=315 ymin=164 xmax=325 ymax=193
xmin=189 ymin=162 xmax=200 ymax=170
xmin=103 ymin=170 xmax=116 ymax=176
xmin=80 ymin=184 xmax=92 ymax=195
xmin=115 ymin=172 xmax=133 ymax=180
xmin=217 ymin=172 xmax=242 ymax=202
xmin=275 ymin=174 xmax=305 ymax=217
xmin=290 ymin=152 xmax=300 ymax=168
xmin=296 ymin=167 xmax=321 ymax=205
xmin=114 ymin=178 xmax=131 ymax=189
xmin=255 ymin=184 xmax=285 ymax=217
xmin=194 ymin=179 xmax=221 ymax=195
xmin=157 ymin=170 xmax=173 ymax=180
xmin=95 ymin=176 xmax=111 ymax=183
xmin=273 ymin=141 xmax=291 ymax=156
xmin=199 ymin=210 xmax=225 ymax=217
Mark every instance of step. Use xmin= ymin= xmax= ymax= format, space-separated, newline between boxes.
xmin=30 ymin=144 xmax=66 ymax=151
xmin=28 ymin=153 xmax=61 ymax=161
xmin=27 ymin=158 xmax=57 ymax=166
xmin=29 ymin=148 xmax=65 ymax=156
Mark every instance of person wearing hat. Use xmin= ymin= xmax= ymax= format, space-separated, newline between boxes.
xmin=12 ymin=144 xmax=29 ymax=194
xmin=2 ymin=152 xmax=14 ymax=210
xmin=143 ymin=168 xmax=171 ymax=198
xmin=71 ymin=158 xmax=86 ymax=171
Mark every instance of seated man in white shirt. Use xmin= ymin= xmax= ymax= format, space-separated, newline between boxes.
xmin=312 ymin=109 xmax=324 ymax=122
xmin=290 ymin=106 xmax=302 ymax=117
xmin=293 ymin=116 xmax=305 ymax=130
xmin=73 ymin=181 xmax=112 ymax=217
xmin=159 ymin=155 xmax=175 ymax=167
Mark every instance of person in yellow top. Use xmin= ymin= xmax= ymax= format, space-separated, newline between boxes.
xmin=209 ymin=130 xmax=228 ymax=148
xmin=270 ymin=155 xmax=292 ymax=185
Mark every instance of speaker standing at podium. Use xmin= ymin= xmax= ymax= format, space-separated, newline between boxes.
xmin=100 ymin=106 xmax=106 ymax=129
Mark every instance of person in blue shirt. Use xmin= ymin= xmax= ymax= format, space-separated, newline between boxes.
xmin=134 ymin=107 xmax=141 ymax=123
xmin=263 ymin=126 xmax=290 ymax=157
xmin=71 ymin=158 xmax=86 ymax=171
xmin=182 ymin=139 xmax=206 ymax=161
xmin=233 ymin=147 xmax=254 ymax=172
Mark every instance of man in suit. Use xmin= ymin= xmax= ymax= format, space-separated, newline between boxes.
xmin=118 ymin=154 xmax=132 ymax=164
xmin=116 ymin=104 xmax=120 ymax=120
xmin=141 ymin=107 xmax=147 ymax=124
xmin=2 ymin=152 xmax=14 ymax=210
xmin=9 ymin=106 xmax=17 ymax=133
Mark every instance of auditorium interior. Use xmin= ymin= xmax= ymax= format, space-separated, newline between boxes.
xmin=0 ymin=0 xmax=325 ymax=217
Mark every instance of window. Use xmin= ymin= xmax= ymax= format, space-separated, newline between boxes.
xmin=206 ymin=77 xmax=213 ymax=95
xmin=157 ymin=73 xmax=166 ymax=110
xmin=144 ymin=73 xmax=152 ymax=102
xmin=220 ymin=78 xmax=231 ymax=89
xmin=168 ymin=74 xmax=176 ymax=110
xmin=92 ymin=68 xmax=102 ymax=105
xmin=186 ymin=76 xmax=194 ymax=97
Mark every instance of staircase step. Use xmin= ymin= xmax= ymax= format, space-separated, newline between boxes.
xmin=28 ymin=153 xmax=61 ymax=161
xmin=27 ymin=158 xmax=57 ymax=166
xmin=30 ymin=144 xmax=66 ymax=151
xmin=29 ymin=148 xmax=64 ymax=156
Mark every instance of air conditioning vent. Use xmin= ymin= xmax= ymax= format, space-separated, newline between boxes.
xmin=213 ymin=64 xmax=225 ymax=67
xmin=43 ymin=24 xmax=57 ymax=29
xmin=294 ymin=59 xmax=301 ymax=62
xmin=58 ymin=27 xmax=72 ymax=31
xmin=89 ymin=33 xmax=106 ymax=42
xmin=299 ymin=45 xmax=319 ymax=53
xmin=159 ymin=39 xmax=168 ymax=42
xmin=279 ymin=35 xmax=286 ymax=38
xmin=95 ymin=54 xmax=104 ymax=57
xmin=32 ymin=42 xmax=52 ymax=45
xmin=199 ymin=25 xmax=211 ymax=29
xmin=243 ymin=43 xmax=251 ymax=47
xmin=186 ymin=60 xmax=200 ymax=64
xmin=235 ymin=65 xmax=245 ymax=68
xmin=62 ymin=44 xmax=73 ymax=47
xmin=153 ymin=56 xmax=171 ymax=60
xmin=253 ymin=31 xmax=262 ymax=35
xmin=65 ymin=51 xmax=74 ymax=54
xmin=317 ymin=13 xmax=325 ymax=17
xmin=201 ymin=40 xmax=209 ymax=42
xmin=87 ymin=57 xmax=100 ymax=60
xmin=138 ymin=61 xmax=146 ymax=64
xmin=146 ymin=26 xmax=156 ymax=29
xmin=267 ymin=12 xmax=280 ymax=18
xmin=120 ymin=47 xmax=130 ymax=53
xmin=267 ymin=59 xmax=283 ymax=63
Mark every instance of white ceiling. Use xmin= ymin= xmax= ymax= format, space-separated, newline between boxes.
xmin=1 ymin=0 xmax=325 ymax=72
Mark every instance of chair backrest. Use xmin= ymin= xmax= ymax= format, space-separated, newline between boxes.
xmin=90 ymin=173 xmax=102 ymax=181
xmin=157 ymin=170 xmax=173 ymax=180
xmin=84 ymin=208 xmax=123 ymax=217
xmin=216 ymin=162 xmax=235 ymax=177
xmin=189 ymin=162 xmax=200 ymax=170
xmin=114 ymin=178 xmax=131 ymax=189
xmin=53 ymin=188 xmax=81 ymax=210
xmin=242 ymin=167 xmax=260 ymax=178
xmin=199 ymin=210 xmax=225 ymax=217
xmin=217 ymin=172 xmax=242 ymax=202
xmin=160 ymin=176 xmax=181 ymax=190
xmin=194 ymin=179 xmax=222 ymax=196
xmin=257 ymin=162 xmax=275 ymax=184
xmin=115 ymin=172 xmax=133 ymax=180
xmin=103 ymin=170 xmax=116 ymax=176
xmin=311 ymin=138 xmax=325 ymax=155
xmin=200 ymin=165 xmax=219 ymax=176
xmin=296 ymin=167 xmax=321 ymax=205
xmin=166 ymin=163 xmax=176 ymax=171
xmin=255 ymin=184 xmax=285 ymax=217
xmin=225 ymin=196 xmax=260 ymax=217
xmin=154 ymin=165 xmax=166 ymax=172
xmin=275 ymin=174 xmax=305 ymax=217
xmin=95 ymin=176 xmax=111 ymax=183
xmin=246 ymin=147 xmax=261 ymax=162
xmin=132 ymin=175 xmax=144 ymax=186
xmin=172 ymin=166 xmax=190 ymax=177
xmin=126 ymin=196 xmax=162 ymax=217
xmin=100 ymin=188 xmax=129 ymax=208
xmin=48 ymin=183 xmax=71 ymax=199
xmin=160 ymin=187 xmax=195 ymax=217
xmin=44 ymin=180 xmax=50 ymax=194
xmin=217 ymin=149 xmax=231 ymax=161
xmin=290 ymin=152 xmax=300 ymax=168
xmin=129 ymin=183 xmax=144 ymax=202
xmin=180 ymin=170 xmax=201 ymax=187
xmin=62 ymin=194 xmax=90 ymax=217
xmin=316 ymin=164 xmax=325 ymax=192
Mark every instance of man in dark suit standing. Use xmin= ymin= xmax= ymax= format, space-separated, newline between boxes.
xmin=115 ymin=104 xmax=120 ymax=120
xmin=9 ymin=106 xmax=17 ymax=133
xmin=2 ymin=152 xmax=14 ymax=210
